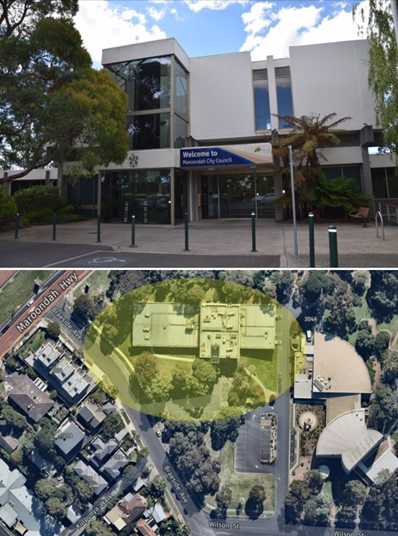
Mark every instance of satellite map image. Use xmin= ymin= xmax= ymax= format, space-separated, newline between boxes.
xmin=1 ymin=269 xmax=398 ymax=536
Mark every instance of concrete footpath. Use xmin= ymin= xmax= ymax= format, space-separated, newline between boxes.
xmin=1 ymin=218 xmax=398 ymax=268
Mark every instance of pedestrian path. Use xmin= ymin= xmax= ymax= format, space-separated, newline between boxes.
xmin=1 ymin=218 xmax=398 ymax=268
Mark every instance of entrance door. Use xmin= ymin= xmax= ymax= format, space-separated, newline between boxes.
xmin=201 ymin=174 xmax=275 ymax=219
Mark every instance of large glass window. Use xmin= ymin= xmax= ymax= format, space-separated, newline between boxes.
xmin=175 ymin=59 xmax=188 ymax=118
xmin=127 ymin=113 xmax=170 ymax=150
xmin=276 ymin=67 xmax=293 ymax=128
xmin=106 ymin=57 xmax=171 ymax=112
xmin=102 ymin=169 xmax=171 ymax=224
xmin=371 ymin=167 xmax=398 ymax=198
xmin=253 ymin=70 xmax=271 ymax=130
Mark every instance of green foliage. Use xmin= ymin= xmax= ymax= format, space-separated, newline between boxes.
xmin=0 ymin=0 xmax=79 ymax=37
xmin=272 ymin=113 xmax=354 ymax=214
xmin=355 ymin=329 xmax=376 ymax=360
xmin=85 ymin=519 xmax=115 ymax=536
xmin=46 ymin=321 xmax=60 ymax=340
xmin=45 ymin=497 xmax=66 ymax=518
xmin=0 ymin=187 xmax=17 ymax=225
xmin=13 ymin=186 xmax=65 ymax=214
xmin=0 ymin=8 xmax=128 ymax=179
xmin=354 ymin=0 xmax=398 ymax=154
xmin=307 ymin=174 xmax=372 ymax=213
xmin=102 ymin=412 xmax=124 ymax=439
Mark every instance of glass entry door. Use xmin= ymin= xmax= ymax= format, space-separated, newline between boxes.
xmin=201 ymin=174 xmax=275 ymax=219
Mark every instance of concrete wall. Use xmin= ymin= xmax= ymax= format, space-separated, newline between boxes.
xmin=102 ymin=37 xmax=190 ymax=71
xmin=290 ymin=40 xmax=376 ymax=130
xmin=190 ymin=52 xmax=255 ymax=141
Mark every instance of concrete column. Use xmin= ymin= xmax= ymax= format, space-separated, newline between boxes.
xmin=361 ymin=146 xmax=373 ymax=197
xmin=170 ymin=169 xmax=175 ymax=226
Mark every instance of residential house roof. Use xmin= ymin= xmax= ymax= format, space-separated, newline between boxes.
xmin=91 ymin=437 xmax=118 ymax=467
xmin=0 ymin=458 xmax=62 ymax=536
xmin=7 ymin=374 xmax=54 ymax=423
xmin=101 ymin=449 xmax=129 ymax=481
xmin=136 ymin=518 xmax=158 ymax=536
xmin=73 ymin=460 xmax=108 ymax=496
xmin=55 ymin=420 xmax=85 ymax=456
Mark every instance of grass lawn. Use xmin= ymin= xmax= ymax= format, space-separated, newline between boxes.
xmin=206 ymin=439 xmax=275 ymax=514
xmin=241 ymin=353 xmax=277 ymax=394
xmin=19 ymin=330 xmax=46 ymax=358
xmin=73 ymin=271 xmax=110 ymax=299
xmin=322 ymin=480 xmax=333 ymax=501
xmin=0 ymin=270 xmax=54 ymax=325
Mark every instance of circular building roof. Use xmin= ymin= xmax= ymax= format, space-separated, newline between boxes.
xmin=316 ymin=409 xmax=383 ymax=472
xmin=313 ymin=333 xmax=372 ymax=394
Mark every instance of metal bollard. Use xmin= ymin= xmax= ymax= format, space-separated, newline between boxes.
xmin=52 ymin=213 xmax=57 ymax=241
xmin=308 ymin=212 xmax=315 ymax=267
xmin=184 ymin=212 xmax=189 ymax=251
xmin=251 ymin=212 xmax=257 ymax=252
xmin=14 ymin=213 xmax=20 ymax=239
xmin=328 ymin=225 xmax=338 ymax=267
xmin=96 ymin=214 xmax=101 ymax=243
xmin=130 ymin=215 xmax=137 ymax=247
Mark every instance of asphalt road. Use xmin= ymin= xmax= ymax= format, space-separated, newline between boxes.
xmin=0 ymin=241 xmax=280 ymax=268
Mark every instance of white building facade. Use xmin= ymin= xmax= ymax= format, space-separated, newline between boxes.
xmin=64 ymin=37 xmax=396 ymax=224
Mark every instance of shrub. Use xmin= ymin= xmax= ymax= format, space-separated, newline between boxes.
xmin=13 ymin=185 xmax=66 ymax=214
xmin=0 ymin=187 xmax=17 ymax=225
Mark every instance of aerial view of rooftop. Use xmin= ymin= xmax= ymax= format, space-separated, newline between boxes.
xmin=0 ymin=269 xmax=397 ymax=536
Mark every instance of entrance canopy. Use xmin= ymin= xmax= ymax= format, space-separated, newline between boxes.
xmin=179 ymin=143 xmax=274 ymax=171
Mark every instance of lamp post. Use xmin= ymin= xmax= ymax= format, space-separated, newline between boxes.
xmin=288 ymin=145 xmax=298 ymax=256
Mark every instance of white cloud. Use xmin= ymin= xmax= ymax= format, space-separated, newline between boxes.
xmin=241 ymin=2 xmax=273 ymax=35
xmin=240 ymin=1 xmax=369 ymax=60
xmin=183 ymin=0 xmax=247 ymax=13
xmin=74 ymin=1 xmax=167 ymax=67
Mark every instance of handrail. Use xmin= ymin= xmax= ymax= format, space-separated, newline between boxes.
xmin=375 ymin=210 xmax=386 ymax=240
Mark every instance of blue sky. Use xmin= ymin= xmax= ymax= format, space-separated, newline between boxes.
xmin=75 ymin=0 xmax=370 ymax=67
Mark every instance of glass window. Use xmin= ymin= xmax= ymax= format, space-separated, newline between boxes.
xmin=106 ymin=56 xmax=171 ymax=112
xmin=175 ymin=115 xmax=188 ymax=148
xmin=371 ymin=168 xmax=387 ymax=198
xmin=175 ymin=59 xmax=189 ymax=118
xmin=102 ymin=169 xmax=171 ymax=224
xmin=387 ymin=168 xmax=398 ymax=197
xmin=276 ymin=67 xmax=293 ymax=128
xmin=127 ymin=113 xmax=170 ymax=150
xmin=253 ymin=70 xmax=271 ymax=130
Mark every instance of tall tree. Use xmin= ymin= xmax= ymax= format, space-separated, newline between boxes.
xmin=0 ymin=0 xmax=78 ymax=37
xmin=0 ymin=6 xmax=128 ymax=180
xmin=354 ymin=0 xmax=398 ymax=154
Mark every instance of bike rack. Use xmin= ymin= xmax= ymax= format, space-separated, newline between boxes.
xmin=375 ymin=210 xmax=386 ymax=241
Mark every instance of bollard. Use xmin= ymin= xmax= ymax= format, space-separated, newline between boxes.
xmin=251 ymin=212 xmax=257 ymax=252
xmin=96 ymin=214 xmax=101 ymax=243
xmin=14 ymin=213 xmax=20 ymax=239
xmin=308 ymin=212 xmax=315 ymax=267
xmin=328 ymin=225 xmax=338 ymax=267
xmin=184 ymin=212 xmax=189 ymax=251
xmin=130 ymin=215 xmax=137 ymax=247
xmin=52 ymin=213 xmax=57 ymax=241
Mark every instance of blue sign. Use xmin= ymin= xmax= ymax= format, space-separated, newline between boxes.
xmin=180 ymin=147 xmax=253 ymax=168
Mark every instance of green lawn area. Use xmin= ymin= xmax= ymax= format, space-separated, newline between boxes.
xmin=322 ymin=480 xmax=333 ymax=501
xmin=241 ymin=352 xmax=277 ymax=393
xmin=206 ymin=439 xmax=275 ymax=514
xmin=19 ymin=330 xmax=46 ymax=358
xmin=0 ymin=270 xmax=54 ymax=325
xmin=72 ymin=271 xmax=110 ymax=300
